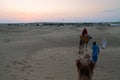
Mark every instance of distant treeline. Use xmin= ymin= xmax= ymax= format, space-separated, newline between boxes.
xmin=0 ymin=22 xmax=120 ymax=27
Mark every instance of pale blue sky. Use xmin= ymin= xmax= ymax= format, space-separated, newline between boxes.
xmin=0 ymin=0 xmax=120 ymax=23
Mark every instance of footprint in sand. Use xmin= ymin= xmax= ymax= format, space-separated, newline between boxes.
xmin=12 ymin=60 xmax=27 ymax=66
xmin=12 ymin=59 xmax=33 ymax=75
xmin=45 ymin=75 xmax=55 ymax=80
xmin=4 ymin=64 xmax=13 ymax=73
xmin=11 ymin=74 xmax=17 ymax=80
xmin=22 ymin=77 xmax=29 ymax=80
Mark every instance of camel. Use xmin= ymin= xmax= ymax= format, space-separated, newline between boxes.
xmin=76 ymin=54 xmax=95 ymax=80
xmin=79 ymin=34 xmax=92 ymax=54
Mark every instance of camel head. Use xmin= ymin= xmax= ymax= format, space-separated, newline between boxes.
xmin=76 ymin=54 xmax=94 ymax=80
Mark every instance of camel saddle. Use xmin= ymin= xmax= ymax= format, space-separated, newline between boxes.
xmin=80 ymin=34 xmax=89 ymax=43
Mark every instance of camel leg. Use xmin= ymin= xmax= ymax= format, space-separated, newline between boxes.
xmin=79 ymin=45 xmax=83 ymax=54
xmin=79 ymin=44 xmax=84 ymax=54
xmin=82 ymin=45 xmax=84 ymax=53
xmin=85 ymin=43 xmax=87 ymax=51
xmin=79 ymin=43 xmax=81 ymax=54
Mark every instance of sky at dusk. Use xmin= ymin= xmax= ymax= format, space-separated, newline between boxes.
xmin=0 ymin=0 xmax=120 ymax=23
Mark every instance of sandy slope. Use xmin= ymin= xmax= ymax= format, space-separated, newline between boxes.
xmin=0 ymin=26 xmax=120 ymax=80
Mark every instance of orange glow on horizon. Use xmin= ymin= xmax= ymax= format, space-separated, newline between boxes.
xmin=1 ymin=8 xmax=100 ymax=22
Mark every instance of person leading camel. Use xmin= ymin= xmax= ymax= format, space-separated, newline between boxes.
xmin=92 ymin=42 xmax=100 ymax=63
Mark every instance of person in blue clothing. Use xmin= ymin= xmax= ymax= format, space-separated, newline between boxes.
xmin=92 ymin=41 xmax=100 ymax=63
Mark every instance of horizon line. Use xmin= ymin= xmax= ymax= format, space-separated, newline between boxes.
xmin=0 ymin=21 xmax=120 ymax=24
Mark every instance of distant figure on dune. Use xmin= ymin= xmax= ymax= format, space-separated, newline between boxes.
xmin=76 ymin=54 xmax=95 ymax=80
xmin=92 ymin=42 xmax=100 ymax=63
xmin=101 ymin=37 xmax=107 ymax=49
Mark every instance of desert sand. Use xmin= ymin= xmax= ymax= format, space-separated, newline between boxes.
xmin=0 ymin=25 xmax=120 ymax=80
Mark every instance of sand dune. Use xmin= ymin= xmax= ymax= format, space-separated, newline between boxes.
xmin=0 ymin=25 xmax=120 ymax=80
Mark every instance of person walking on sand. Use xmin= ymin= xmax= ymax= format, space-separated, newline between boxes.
xmin=101 ymin=37 xmax=107 ymax=49
xmin=92 ymin=41 xmax=100 ymax=63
